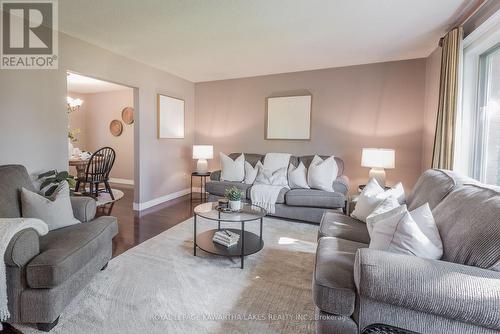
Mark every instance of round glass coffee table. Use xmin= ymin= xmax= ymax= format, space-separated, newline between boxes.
xmin=193 ymin=202 xmax=267 ymax=269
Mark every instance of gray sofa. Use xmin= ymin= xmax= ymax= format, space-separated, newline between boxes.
xmin=207 ymin=153 xmax=349 ymax=223
xmin=1 ymin=165 xmax=118 ymax=331
xmin=313 ymin=169 xmax=500 ymax=334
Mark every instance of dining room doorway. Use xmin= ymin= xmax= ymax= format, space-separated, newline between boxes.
xmin=66 ymin=71 xmax=136 ymax=209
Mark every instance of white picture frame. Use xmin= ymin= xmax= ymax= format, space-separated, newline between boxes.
xmin=266 ymin=95 xmax=312 ymax=140
xmin=157 ymin=94 xmax=185 ymax=139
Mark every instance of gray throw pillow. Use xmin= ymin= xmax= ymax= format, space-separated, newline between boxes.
xmin=21 ymin=182 xmax=80 ymax=231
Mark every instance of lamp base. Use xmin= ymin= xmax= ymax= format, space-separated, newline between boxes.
xmin=369 ymin=168 xmax=386 ymax=187
xmin=196 ymin=159 xmax=208 ymax=174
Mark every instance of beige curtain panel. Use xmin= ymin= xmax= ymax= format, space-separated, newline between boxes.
xmin=432 ymin=27 xmax=463 ymax=170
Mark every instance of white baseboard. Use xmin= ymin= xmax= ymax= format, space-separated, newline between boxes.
xmin=133 ymin=188 xmax=191 ymax=211
xmin=109 ymin=178 xmax=134 ymax=185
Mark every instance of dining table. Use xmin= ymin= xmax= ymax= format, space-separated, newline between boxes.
xmin=69 ymin=156 xmax=91 ymax=180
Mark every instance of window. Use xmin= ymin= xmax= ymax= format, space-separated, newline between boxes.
xmin=475 ymin=46 xmax=500 ymax=184
xmin=457 ymin=11 xmax=500 ymax=185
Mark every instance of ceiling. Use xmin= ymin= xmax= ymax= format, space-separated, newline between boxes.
xmin=66 ymin=72 xmax=131 ymax=94
xmin=59 ymin=0 xmax=473 ymax=82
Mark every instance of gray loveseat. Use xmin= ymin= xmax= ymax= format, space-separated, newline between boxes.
xmin=313 ymin=169 xmax=500 ymax=334
xmin=206 ymin=153 xmax=349 ymax=223
xmin=2 ymin=165 xmax=118 ymax=331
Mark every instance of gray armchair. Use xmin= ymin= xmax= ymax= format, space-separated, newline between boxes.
xmin=314 ymin=169 xmax=500 ymax=334
xmin=1 ymin=165 xmax=118 ymax=331
xmin=355 ymin=248 xmax=500 ymax=333
xmin=70 ymin=196 xmax=98 ymax=222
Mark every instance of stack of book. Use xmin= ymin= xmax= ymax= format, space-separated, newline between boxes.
xmin=213 ymin=230 xmax=240 ymax=247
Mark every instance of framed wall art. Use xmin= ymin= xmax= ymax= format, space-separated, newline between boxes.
xmin=157 ymin=94 xmax=185 ymax=139
xmin=266 ymin=94 xmax=312 ymax=140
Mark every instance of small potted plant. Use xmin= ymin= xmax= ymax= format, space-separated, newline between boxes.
xmin=225 ymin=186 xmax=243 ymax=211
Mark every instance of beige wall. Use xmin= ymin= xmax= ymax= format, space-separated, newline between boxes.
xmin=68 ymin=89 xmax=135 ymax=181
xmin=195 ymin=59 xmax=427 ymax=192
xmin=422 ymin=47 xmax=442 ymax=171
xmin=0 ymin=33 xmax=195 ymax=205
xmin=60 ymin=34 xmax=195 ymax=205
xmin=0 ymin=29 xmax=442 ymax=206
xmin=0 ymin=70 xmax=67 ymax=174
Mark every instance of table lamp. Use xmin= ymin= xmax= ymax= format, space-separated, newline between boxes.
xmin=361 ymin=148 xmax=395 ymax=187
xmin=193 ymin=145 xmax=213 ymax=173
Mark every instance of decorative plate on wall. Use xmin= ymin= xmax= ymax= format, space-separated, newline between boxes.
xmin=110 ymin=120 xmax=123 ymax=137
xmin=122 ymin=106 xmax=134 ymax=125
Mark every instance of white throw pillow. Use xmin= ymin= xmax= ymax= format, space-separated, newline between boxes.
xmin=410 ymin=203 xmax=442 ymax=252
xmin=369 ymin=204 xmax=443 ymax=260
xmin=220 ymin=153 xmax=245 ymax=182
xmin=366 ymin=196 xmax=400 ymax=235
xmin=307 ymin=155 xmax=338 ymax=192
xmin=288 ymin=162 xmax=310 ymax=189
xmin=244 ymin=161 xmax=263 ymax=184
xmin=255 ymin=166 xmax=289 ymax=187
xmin=385 ymin=182 xmax=406 ymax=205
xmin=351 ymin=178 xmax=385 ymax=222
xmin=352 ymin=179 xmax=407 ymax=222
xmin=361 ymin=178 xmax=385 ymax=196
xmin=263 ymin=153 xmax=292 ymax=173
xmin=21 ymin=182 xmax=81 ymax=231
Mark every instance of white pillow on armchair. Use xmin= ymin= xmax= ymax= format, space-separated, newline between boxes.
xmin=368 ymin=203 xmax=443 ymax=260
xmin=352 ymin=179 xmax=406 ymax=222
xmin=21 ymin=182 xmax=80 ymax=231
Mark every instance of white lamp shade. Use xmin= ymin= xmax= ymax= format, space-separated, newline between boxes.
xmin=361 ymin=148 xmax=395 ymax=169
xmin=192 ymin=145 xmax=213 ymax=159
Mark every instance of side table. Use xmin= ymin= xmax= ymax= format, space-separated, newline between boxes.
xmin=193 ymin=202 xmax=266 ymax=269
xmin=191 ymin=172 xmax=211 ymax=202
xmin=358 ymin=184 xmax=391 ymax=192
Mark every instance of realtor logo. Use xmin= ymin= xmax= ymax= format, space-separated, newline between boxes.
xmin=1 ymin=0 xmax=58 ymax=69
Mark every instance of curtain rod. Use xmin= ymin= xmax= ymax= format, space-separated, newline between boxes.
xmin=455 ymin=0 xmax=487 ymax=28
xmin=439 ymin=0 xmax=487 ymax=47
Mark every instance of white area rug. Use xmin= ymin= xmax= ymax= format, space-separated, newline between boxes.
xmin=78 ymin=188 xmax=124 ymax=206
xmin=15 ymin=217 xmax=318 ymax=333
xmin=95 ymin=188 xmax=124 ymax=206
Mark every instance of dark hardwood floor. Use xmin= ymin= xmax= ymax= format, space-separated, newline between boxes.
xmin=101 ymin=184 xmax=200 ymax=257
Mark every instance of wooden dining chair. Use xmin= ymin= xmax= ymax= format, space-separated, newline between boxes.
xmin=75 ymin=147 xmax=116 ymax=200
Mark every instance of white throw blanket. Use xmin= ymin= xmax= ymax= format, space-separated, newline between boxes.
xmin=0 ymin=218 xmax=48 ymax=328
xmin=263 ymin=153 xmax=292 ymax=173
xmin=251 ymin=184 xmax=283 ymax=214
xmin=251 ymin=153 xmax=291 ymax=214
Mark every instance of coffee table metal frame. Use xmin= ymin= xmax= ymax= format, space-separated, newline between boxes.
xmin=193 ymin=203 xmax=266 ymax=269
